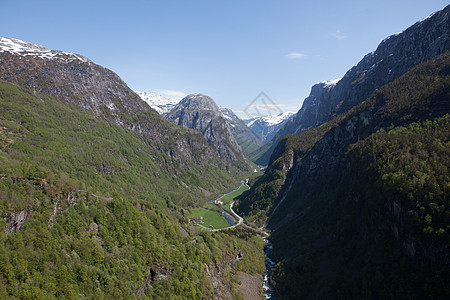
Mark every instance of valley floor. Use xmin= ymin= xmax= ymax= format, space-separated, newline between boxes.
xmin=189 ymin=183 xmax=249 ymax=230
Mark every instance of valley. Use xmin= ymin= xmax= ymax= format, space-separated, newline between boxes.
xmin=0 ymin=3 xmax=449 ymax=300
xmin=189 ymin=182 xmax=248 ymax=231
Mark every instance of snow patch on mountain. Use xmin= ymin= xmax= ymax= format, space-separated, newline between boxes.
xmin=244 ymin=112 xmax=295 ymax=127
xmin=0 ymin=37 xmax=90 ymax=63
xmin=243 ymin=112 xmax=295 ymax=143
xmin=135 ymin=91 xmax=179 ymax=114
xmin=320 ymin=78 xmax=342 ymax=87
xmin=219 ymin=106 xmax=235 ymax=122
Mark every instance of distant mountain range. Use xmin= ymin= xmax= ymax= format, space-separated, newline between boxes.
xmin=134 ymin=91 xmax=270 ymax=161
xmin=243 ymin=112 xmax=294 ymax=144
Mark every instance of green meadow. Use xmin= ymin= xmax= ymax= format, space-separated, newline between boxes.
xmin=189 ymin=207 xmax=230 ymax=229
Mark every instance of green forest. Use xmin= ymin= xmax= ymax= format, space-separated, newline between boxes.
xmin=0 ymin=81 xmax=265 ymax=299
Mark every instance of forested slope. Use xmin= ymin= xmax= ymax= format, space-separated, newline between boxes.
xmin=237 ymin=54 xmax=450 ymax=298
xmin=0 ymin=81 xmax=265 ymax=299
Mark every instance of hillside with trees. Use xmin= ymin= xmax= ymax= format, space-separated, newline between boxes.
xmin=0 ymin=80 xmax=265 ymax=298
xmin=237 ymin=53 xmax=450 ymax=298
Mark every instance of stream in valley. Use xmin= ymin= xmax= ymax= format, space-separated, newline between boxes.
xmin=263 ymin=238 xmax=276 ymax=299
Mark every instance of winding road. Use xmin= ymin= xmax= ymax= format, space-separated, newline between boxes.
xmin=198 ymin=182 xmax=269 ymax=237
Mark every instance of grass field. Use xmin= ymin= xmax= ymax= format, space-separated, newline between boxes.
xmin=222 ymin=203 xmax=232 ymax=213
xmin=189 ymin=207 xmax=230 ymax=229
xmin=220 ymin=184 xmax=250 ymax=213
xmin=220 ymin=184 xmax=249 ymax=202
xmin=189 ymin=184 xmax=249 ymax=229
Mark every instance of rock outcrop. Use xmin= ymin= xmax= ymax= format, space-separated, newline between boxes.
xmin=3 ymin=209 xmax=27 ymax=235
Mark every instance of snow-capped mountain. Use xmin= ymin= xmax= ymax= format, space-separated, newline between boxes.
xmin=0 ymin=37 xmax=91 ymax=63
xmin=243 ymin=112 xmax=294 ymax=143
xmin=135 ymin=91 xmax=179 ymax=115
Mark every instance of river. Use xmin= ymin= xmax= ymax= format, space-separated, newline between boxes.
xmin=223 ymin=210 xmax=237 ymax=226
xmin=263 ymin=238 xmax=276 ymax=299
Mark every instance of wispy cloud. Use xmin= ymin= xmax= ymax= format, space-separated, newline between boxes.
xmin=333 ymin=30 xmax=347 ymax=40
xmin=286 ymin=52 xmax=306 ymax=59
xmin=157 ymin=89 xmax=187 ymax=100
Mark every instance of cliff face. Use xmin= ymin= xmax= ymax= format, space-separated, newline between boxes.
xmin=166 ymin=94 xmax=249 ymax=168
xmin=3 ymin=209 xmax=27 ymax=235
xmin=256 ymin=5 xmax=450 ymax=165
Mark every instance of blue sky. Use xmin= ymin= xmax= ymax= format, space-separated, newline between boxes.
xmin=1 ymin=0 xmax=448 ymax=117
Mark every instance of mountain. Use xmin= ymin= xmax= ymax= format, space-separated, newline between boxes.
xmin=269 ymin=53 xmax=450 ymax=300
xmin=134 ymin=91 xmax=259 ymax=164
xmin=254 ymin=5 xmax=450 ymax=165
xmin=135 ymin=91 xmax=179 ymax=114
xmin=243 ymin=112 xmax=294 ymax=144
xmin=0 ymin=37 xmax=231 ymax=172
xmin=165 ymin=94 xmax=249 ymax=168
xmin=238 ymin=51 xmax=450 ymax=300
xmin=0 ymin=37 xmax=265 ymax=298
xmin=235 ymin=7 xmax=450 ymax=298
xmin=219 ymin=107 xmax=262 ymax=159
xmin=0 ymin=37 xmax=146 ymax=117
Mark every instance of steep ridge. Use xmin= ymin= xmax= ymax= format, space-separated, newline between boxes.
xmin=219 ymin=107 xmax=263 ymax=159
xmin=166 ymin=94 xmax=250 ymax=169
xmin=255 ymin=5 xmax=450 ymax=165
xmin=0 ymin=37 xmax=146 ymax=117
xmin=243 ymin=53 xmax=450 ymax=299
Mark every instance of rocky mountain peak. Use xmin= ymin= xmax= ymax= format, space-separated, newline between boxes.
xmin=0 ymin=37 xmax=148 ymax=118
xmin=1 ymin=37 xmax=48 ymax=52
xmin=177 ymin=94 xmax=220 ymax=111
xmin=166 ymin=94 xmax=248 ymax=167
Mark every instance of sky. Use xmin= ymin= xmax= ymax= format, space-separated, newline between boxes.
xmin=1 ymin=0 xmax=448 ymax=117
